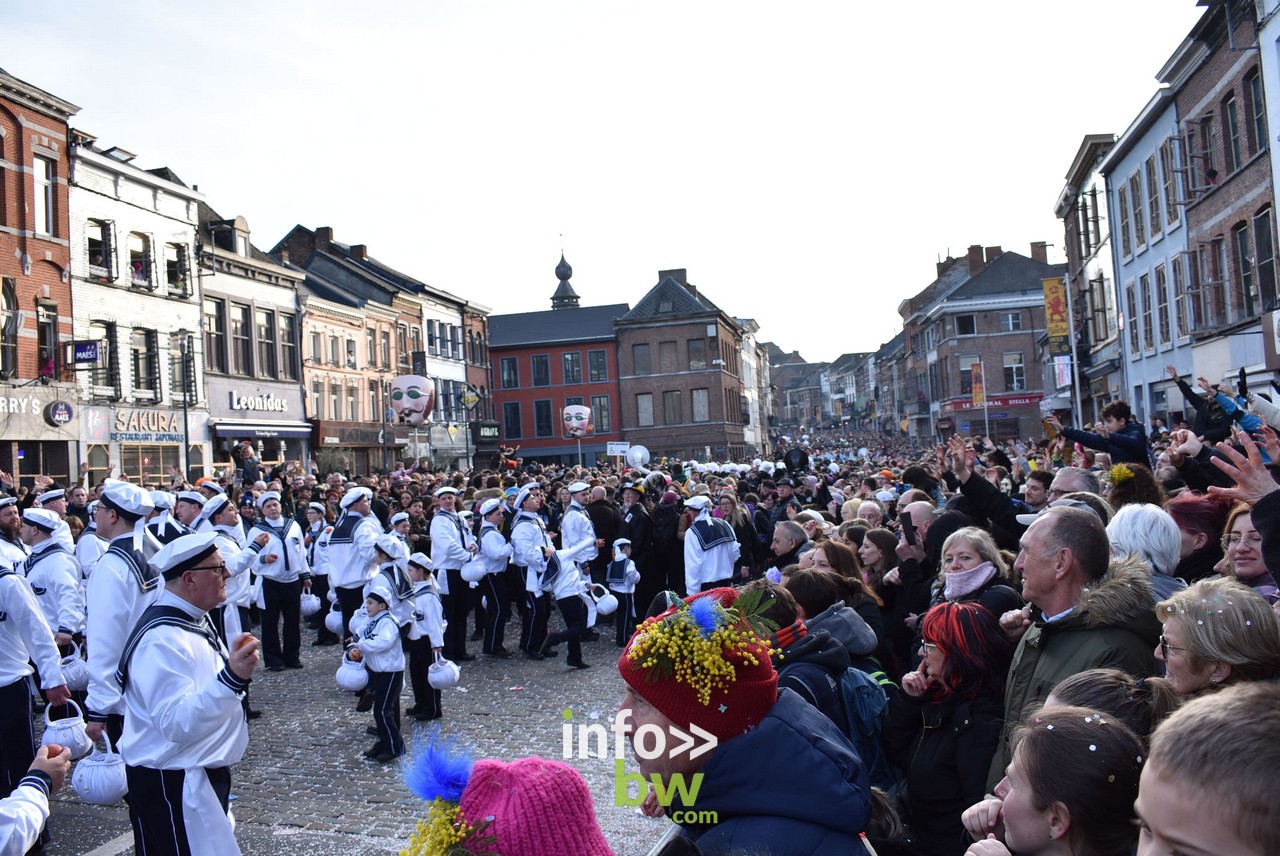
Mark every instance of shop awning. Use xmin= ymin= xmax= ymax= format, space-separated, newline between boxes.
xmin=210 ymin=419 xmax=314 ymax=439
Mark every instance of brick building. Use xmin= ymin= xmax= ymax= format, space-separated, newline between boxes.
xmin=616 ymin=269 xmax=748 ymax=462
xmin=488 ymin=255 xmax=627 ymax=465
xmin=0 ymin=69 xmax=80 ymax=484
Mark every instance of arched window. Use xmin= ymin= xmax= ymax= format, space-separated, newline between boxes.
xmin=0 ymin=278 xmax=17 ymax=378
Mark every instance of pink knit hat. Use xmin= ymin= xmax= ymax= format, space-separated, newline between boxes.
xmin=458 ymin=757 xmax=613 ymax=856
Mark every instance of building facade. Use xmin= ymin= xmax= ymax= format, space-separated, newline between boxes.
xmin=0 ymin=70 xmax=80 ymax=485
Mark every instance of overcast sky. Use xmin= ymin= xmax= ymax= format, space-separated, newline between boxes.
xmin=10 ymin=2 xmax=1205 ymax=362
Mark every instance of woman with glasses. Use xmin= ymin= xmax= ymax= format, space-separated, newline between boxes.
xmin=883 ymin=601 xmax=1013 ymax=856
xmin=1219 ymin=503 xmax=1276 ymax=605
xmin=1154 ymin=576 xmax=1280 ymax=697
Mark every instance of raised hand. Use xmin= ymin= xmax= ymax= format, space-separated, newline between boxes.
xmin=1208 ymin=428 xmax=1280 ymax=505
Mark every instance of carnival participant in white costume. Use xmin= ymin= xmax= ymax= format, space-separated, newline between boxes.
xmin=325 ymin=487 xmax=380 ymax=641
xmin=19 ymin=508 xmax=83 ymax=652
xmin=683 ymin=494 xmax=740 ymax=594
xmin=247 ymin=491 xmax=310 ymax=671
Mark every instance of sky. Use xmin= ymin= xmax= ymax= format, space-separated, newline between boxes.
xmin=8 ymin=1 xmax=1207 ymax=363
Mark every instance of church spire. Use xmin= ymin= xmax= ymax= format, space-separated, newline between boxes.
xmin=550 ymin=252 xmax=580 ymax=309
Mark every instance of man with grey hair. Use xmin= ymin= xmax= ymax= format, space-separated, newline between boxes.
xmin=1048 ymin=465 xmax=1101 ymax=499
xmin=769 ymin=520 xmax=807 ymax=570
xmin=990 ymin=505 xmax=1159 ymax=787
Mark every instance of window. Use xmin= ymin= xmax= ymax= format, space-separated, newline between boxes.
xmin=1224 ymin=97 xmax=1241 ymax=172
xmin=32 ymin=155 xmax=54 ymax=235
xmin=502 ymin=402 xmax=522 ymax=439
xmin=955 ymin=315 xmax=976 ymax=336
xmin=500 ymin=356 xmax=519 ymax=389
xmin=279 ymin=314 xmax=297 ymax=380
xmin=203 ymin=298 xmax=227 ymax=373
xmin=1129 ymin=174 xmax=1146 ymax=248
xmin=128 ymin=233 xmax=152 ymax=287
xmin=564 ymin=395 xmax=583 ymax=408
xmin=87 ymin=220 xmax=113 ymax=279
xmin=999 ymin=312 xmax=1022 ymax=332
xmin=1145 ymin=157 xmax=1162 ymax=237
xmin=30 ymin=302 xmax=55 ymax=380
xmin=1140 ymin=273 xmax=1154 ymax=350
xmin=230 ymin=303 xmax=252 ymax=374
xmin=1160 ymin=140 xmax=1180 ymax=226
xmin=588 ymin=349 xmax=607 ymax=382
xmin=450 ymin=325 xmax=461 ymax=359
xmin=662 ymin=390 xmax=682 ymax=425
xmin=367 ymin=381 xmax=378 ymax=422
xmin=563 ymin=351 xmax=582 ymax=384
xmin=591 ymin=395 xmax=611 ymax=433
xmin=250 ymin=308 xmax=276 ymax=377
xmin=636 ymin=393 xmax=654 ymax=427
xmin=329 ymin=382 xmax=341 ymax=421
xmin=1234 ymin=223 xmax=1257 ymax=317
xmin=958 ymin=354 xmax=978 ymax=395
xmin=397 ymin=325 xmax=409 ymax=367
xmin=1118 ymin=187 xmax=1132 ymax=257
xmin=410 ymin=326 xmax=421 ymax=357
xmin=1126 ymin=283 xmax=1139 ymax=352
xmin=1002 ymin=352 xmax=1025 ymax=392
xmin=691 ymin=388 xmax=710 ymax=422
xmin=534 ymin=400 xmax=553 ymax=437
xmin=1256 ymin=207 xmax=1277 ymax=313
xmin=1155 ymin=264 xmax=1171 ymax=345
xmin=1248 ymin=72 xmax=1267 ymax=155
xmin=1173 ymin=257 xmax=1190 ymax=338
xmin=1197 ymin=117 xmax=1217 ymax=186
xmin=164 ymin=243 xmax=189 ymax=293
xmin=632 ymin=343 xmax=651 ymax=374
xmin=0 ymin=279 xmax=15 ymax=379
xmin=88 ymin=320 xmax=117 ymax=391
xmin=131 ymin=328 xmax=158 ymax=393
xmin=658 ymin=341 xmax=678 ymax=372
xmin=1088 ymin=276 xmax=1112 ymax=344
xmin=688 ymin=339 xmax=706 ymax=370
xmin=310 ymin=379 xmax=322 ymax=419
xmin=380 ymin=330 xmax=391 ymax=368
xmin=427 ymin=320 xmax=437 ymax=354
xmin=367 ymin=329 xmax=377 ymax=366
xmin=328 ymin=335 xmax=339 ymax=367
xmin=347 ymin=384 xmax=357 ymax=422
xmin=529 ymin=354 xmax=550 ymax=387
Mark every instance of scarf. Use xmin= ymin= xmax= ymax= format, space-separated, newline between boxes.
xmin=944 ymin=561 xmax=998 ymax=602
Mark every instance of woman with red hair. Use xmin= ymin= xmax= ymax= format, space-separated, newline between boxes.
xmin=1164 ymin=491 xmax=1230 ymax=584
xmin=882 ymin=601 xmax=1014 ymax=856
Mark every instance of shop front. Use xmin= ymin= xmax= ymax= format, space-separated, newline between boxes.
xmin=0 ymin=386 xmax=80 ymax=487
xmin=206 ymin=378 xmax=311 ymax=479
xmin=942 ymin=393 xmax=1045 ymax=443
xmin=82 ymin=404 xmax=210 ymax=486
xmin=313 ymin=419 xmax=407 ymax=477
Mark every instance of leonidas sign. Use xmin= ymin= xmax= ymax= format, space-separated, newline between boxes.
xmin=229 ymin=391 xmax=288 ymax=412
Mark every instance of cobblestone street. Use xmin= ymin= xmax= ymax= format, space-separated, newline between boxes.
xmin=42 ymin=616 xmax=668 ymax=856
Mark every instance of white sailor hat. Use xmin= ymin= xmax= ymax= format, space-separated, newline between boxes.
xmin=613 ymin=537 xmax=632 ymax=547
xmin=21 ymin=508 xmax=60 ymax=533
xmin=567 ymin=481 xmax=591 ymax=494
xmin=149 ymin=532 xmax=220 ymax=580
xmin=307 ymin=502 xmax=328 ymax=515
xmin=0 ymin=496 xmax=17 ymax=510
xmin=150 ymin=491 xmax=175 ymax=510
xmin=408 ymin=552 xmax=432 ymax=571
xmin=684 ymin=495 xmax=713 ymax=510
xmin=374 ymin=533 xmax=407 ymax=561
xmin=514 ymin=483 xmax=539 ymax=510
xmin=478 ymin=498 xmax=503 ymax=516
xmin=340 ymin=486 xmax=372 ymax=510
xmin=99 ymin=480 xmax=154 ymax=518
xmin=176 ymin=491 xmax=206 ymax=507
xmin=202 ymin=494 xmax=232 ymax=520
xmin=458 ymin=509 xmax=473 ymax=520
xmin=389 ymin=511 xmax=409 ymax=526
xmin=257 ymin=490 xmax=281 ymax=509
xmin=36 ymin=488 xmax=65 ymax=505
xmin=196 ymin=478 xmax=225 ymax=496
xmin=433 ymin=485 xmax=459 ymax=498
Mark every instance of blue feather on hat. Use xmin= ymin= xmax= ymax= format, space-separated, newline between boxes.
xmin=402 ymin=726 xmax=473 ymax=804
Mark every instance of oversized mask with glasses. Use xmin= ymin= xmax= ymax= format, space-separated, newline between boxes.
xmin=390 ymin=374 xmax=434 ymax=426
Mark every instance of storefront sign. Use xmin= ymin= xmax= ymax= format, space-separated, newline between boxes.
xmin=229 ymin=391 xmax=289 ymax=412
xmin=73 ymin=341 xmax=100 ymax=363
xmin=110 ymin=409 xmax=185 ymax=443
xmin=950 ymin=393 xmax=1043 ymax=413
xmin=0 ymin=394 xmax=45 ymax=416
xmin=43 ymin=401 xmax=73 ymax=427
xmin=471 ymin=421 xmax=500 ymax=445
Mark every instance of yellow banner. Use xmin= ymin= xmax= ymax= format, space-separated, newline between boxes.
xmin=1043 ymin=276 xmax=1070 ymax=356
xmin=972 ymin=361 xmax=986 ymax=408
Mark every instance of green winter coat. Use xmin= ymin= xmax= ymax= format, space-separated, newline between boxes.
xmin=988 ymin=558 xmax=1160 ymax=789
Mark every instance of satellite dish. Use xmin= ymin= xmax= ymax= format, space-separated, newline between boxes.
xmin=625 ymin=445 xmax=651 ymax=475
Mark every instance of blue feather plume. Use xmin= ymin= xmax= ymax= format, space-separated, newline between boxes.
xmin=688 ymin=595 xmax=721 ymax=638
xmin=402 ymin=725 xmax=473 ymax=803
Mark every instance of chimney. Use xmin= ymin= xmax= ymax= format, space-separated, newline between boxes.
xmin=1030 ymin=241 xmax=1048 ymax=263
xmin=984 ymin=246 xmax=1003 ymax=264
xmin=350 ymin=244 xmax=368 ymax=261
xmin=315 ymin=226 xmax=334 ymax=249
xmin=967 ymin=245 xmax=984 ymax=275
xmin=659 ymin=268 xmax=688 ymax=286
xmin=278 ymin=246 xmax=290 ymax=265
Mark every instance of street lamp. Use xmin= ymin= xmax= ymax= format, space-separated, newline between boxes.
xmin=176 ymin=328 xmax=194 ymax=480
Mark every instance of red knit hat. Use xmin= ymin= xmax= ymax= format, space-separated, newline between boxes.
xmin=617 ymin=587 xmax=779 ymax=742
xmin=458 ymin=758 xmax=613 ymax=856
